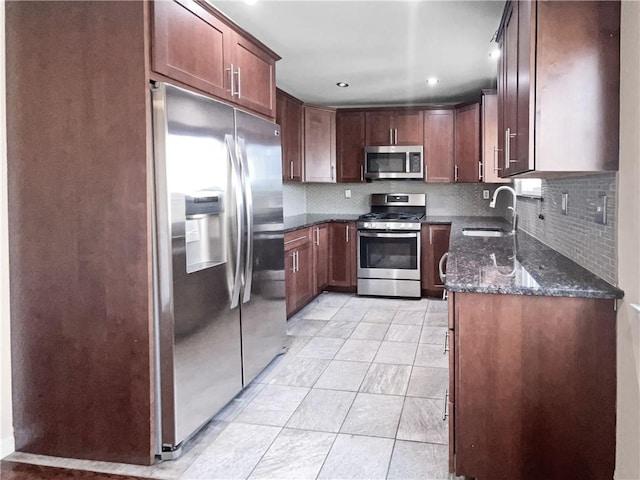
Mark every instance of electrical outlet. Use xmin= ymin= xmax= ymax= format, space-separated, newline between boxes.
xmin=561 ymin=193 xmax=568 ymax=215
xmin=595 ymin=195 xmax=607 ymax=224
xmin=483 ymin=190 xmax=490 ymax=200
xmin=345 ymin=189 xmax=352 ymax=199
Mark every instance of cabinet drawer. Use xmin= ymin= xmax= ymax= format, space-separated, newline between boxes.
xmin=285 ymin=228 xmax=312 ymax=251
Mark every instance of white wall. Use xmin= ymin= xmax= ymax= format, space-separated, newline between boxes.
xmin=615 ymin=2 xmax=640 ymax=478
xmin=0 ymin=0 xmax=14 ymax=459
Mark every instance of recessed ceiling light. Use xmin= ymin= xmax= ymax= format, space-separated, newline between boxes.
xmin=426 ymin=78 xmax=438 ymax=86
xmin=489 ymin=48 xmax=501 ymax=60
xmin=245 ymin=0 xmax=258 ymax=5
xmin=336 ymin=82 xmax=349 ymax=88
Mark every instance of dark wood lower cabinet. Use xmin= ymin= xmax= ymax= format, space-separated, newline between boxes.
xmin=450 ymin=292 xmax=616 ymax=480
xmin=421 ymin=224 xmax=451 ymax=298
xmin=329 ymin=222 xmax=357 ymax=288
xmin=313 ymin=224 xmax=330 ymax=294
xmin=284 ymin=228 xmax=314 ymax=317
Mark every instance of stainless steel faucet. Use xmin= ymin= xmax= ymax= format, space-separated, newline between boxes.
xmin=490 ymin=186 xmax=517 ymax=233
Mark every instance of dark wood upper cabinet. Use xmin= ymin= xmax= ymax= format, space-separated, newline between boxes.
xmin=454 ymin=102 xmax=481 ymax=183
xmin=365 ymin=110 xmax=423 ymax=146
xmin=481 ymin=90 xmax=510 ymax=183
xmin=152 ymin=0 xmax=279 ymax=119
xmin=336 ymin=111 xmax=366 ymax=183
xmin=497 ymin=0 xmax=620 ymax=176
xmin=365 ymin=111 xmax=394 ymax=145
xmin=304 ymin=105 xmax=336 ymax=183
xmin=393 ymin=111 xmax=424 ymax=145
xmin=229 ymin=31 xmax=277 ymax=118
xmin=152 ymin=0 xmax=231 ymax=100
xmin=424 ymin=110 xmax=454 ymax=183
xmin=276 ymin=89 xmax=303 ymax=182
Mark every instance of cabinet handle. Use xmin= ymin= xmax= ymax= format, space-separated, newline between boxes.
xmin=438 ymin=252 xmax=448 ymax=284
xmin=290 ymin=160 xmax=294 ymax=179
xmin=443 ymin=390 xmax=449 ymax=421
xmin=360 ymin=165 xmax=364 ymax=181
xmin=291 ymin=251 xmax=296 ymax=272
xmin=454 ymin=165 xmax=459 ymax=182
xmin=505 ymin=128 xmax=518 ymax=168
xmin=235 ymin=67 xmax=242 ymax=98
xmin=444 ymin=330 xmax=450 ymax=353
xmin=346 ymin=225 xmax=350 ymax=243
xmin=479 ymin=161 xmax=483 ymax=181
xmin=389 ymin=128 xmax=393 ymax=145
xmin=315 ymin=227 xmax=320 ymax=246
xmin=226 ymin=63 xmax=235 ymax=97
xmin=394 ymin=128 xmax=398 ymax=145
xmin=295 ymin=251 xmax=299 ymax=272
xmin=331 ymin=165 xmax=335 ymax=181
xmin=493 ymin=146 xmax=502 ymax=172
xmin=429 ymin=228 xmax=433 ymax=245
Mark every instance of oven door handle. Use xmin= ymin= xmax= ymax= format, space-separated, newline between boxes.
xmin=358 ymin=231 xmax=418 ymax=239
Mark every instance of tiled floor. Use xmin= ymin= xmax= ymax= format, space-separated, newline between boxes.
xmin=5 ymin=293 xmax=454 ymax=480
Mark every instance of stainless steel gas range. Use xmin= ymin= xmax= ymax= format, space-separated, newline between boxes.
xmin=356 ymin=193 xmax=426 ymax=298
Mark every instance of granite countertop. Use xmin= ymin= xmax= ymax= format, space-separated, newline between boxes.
xmin=283 ymin=214 xmax=361 ymax=233
xmin=445 ymin=217 xmax=624 ymax=299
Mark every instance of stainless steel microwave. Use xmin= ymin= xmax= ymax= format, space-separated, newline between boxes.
xmin=364 ymin=145 xmax=424 ymax=180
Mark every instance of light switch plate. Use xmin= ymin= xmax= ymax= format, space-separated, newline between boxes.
xmin=345 ymin=189 xmax=352 ymax=199
xmin=483 ymin=190 xmax=490 ymax=200
xmin=595 ymin=195 xmax=607 ymax=224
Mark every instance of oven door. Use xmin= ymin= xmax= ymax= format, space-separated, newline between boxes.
xmin=357 ymin=230 xmax=421 ymax=280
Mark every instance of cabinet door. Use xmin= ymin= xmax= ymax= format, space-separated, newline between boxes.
xmin=151 ymin=0 xmax=231 ymax=100
xmin=513 ymin=0 xmax=534 ymax=175
xmin=365 ymin=111 xmax=394 ymax=146
xmin=329 ymin=223 xmax=352 ymax=287
xmin=304 ymin=106 xmax=336 ymax=183
xmin=284 ymin=249 xmax=296 ymax=317
xmin=425 ymin=224 xmax=451 ymax=295
xmin=336 ymin=111 xmax=365 ymax=183
xmin=276 ymin=90 xmax=288 ymax=181
xmin=295 ymin=242 xmax=315 ymax=308
xmin=454 ymin=294 xmax=615 ymax=479
xmin=454 ymin=103 xmax=480 ymax=183
xmin=502 ymin=2 xmax=519 ymax=176
xmin=230 ymin=31 xmax=276 ymax=119
xmin=313 ymin=225 xmax=330 ymax=293
xmin=424 ymin=110 xmax=454 ymax=183
xmin=277 ymin=90 xmax=303 ymax=182
xmin=481 ymin=92 xmax=509 ymax=183
xmin=393 ymin=111 xmax=424 ymax=145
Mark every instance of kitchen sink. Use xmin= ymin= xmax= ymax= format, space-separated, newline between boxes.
xmin=462 ymin=227 xmax=513 ymax=238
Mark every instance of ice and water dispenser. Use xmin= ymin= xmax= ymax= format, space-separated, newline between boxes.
xmin=183 ymin=191 xmax=226 ymax=274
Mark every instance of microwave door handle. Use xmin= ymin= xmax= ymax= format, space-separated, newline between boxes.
xmin=358 ymin=232 xmax=418 ymax=239
xmin=406 ymin=152 xmax=411 ymax=174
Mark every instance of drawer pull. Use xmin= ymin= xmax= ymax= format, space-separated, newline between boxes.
xmin=443 ymin=390 xmax=449 ymax=420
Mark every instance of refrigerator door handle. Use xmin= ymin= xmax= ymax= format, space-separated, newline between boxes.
xmin=226 ymin=134 xmax=244 ymax=309
xmin=237 ymin=137 xmax=254 ymax=304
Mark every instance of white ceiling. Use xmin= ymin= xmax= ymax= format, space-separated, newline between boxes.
xmin=211 ymin=0 xmax=505 ymax=107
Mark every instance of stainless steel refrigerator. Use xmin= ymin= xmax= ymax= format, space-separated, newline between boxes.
xmin=151 ymin=82 xmax=286 ymax=458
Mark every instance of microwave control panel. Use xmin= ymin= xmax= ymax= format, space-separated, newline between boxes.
xmin=409 ymin=153 xmax=422 ymax=173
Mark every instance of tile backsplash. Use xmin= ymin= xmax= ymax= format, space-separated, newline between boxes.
xmin=284 ymin=181 xmax=510 ymax=217
xmin=515 ymin=173 xmax=617 ymax=285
